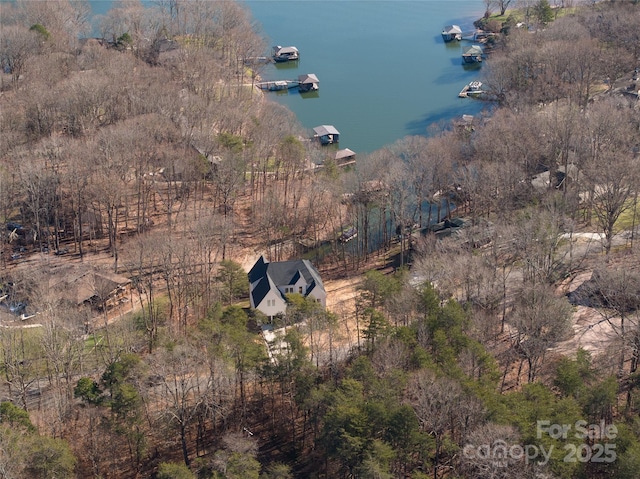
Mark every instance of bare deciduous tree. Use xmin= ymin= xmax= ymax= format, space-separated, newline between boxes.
xmin=409 ymin=370 xmax=485 ymax=479
xmin=152 ymin=341 xmax=208 ymax=466
xmin=579 ymin=100 xmax=640 ymax=255
xmin=0 ymin=24 xmax=41 ymax=86
xmin=19 ymin=0 xmax=90 ymax=51
xmin=509 ymin=283 xmax=572 ymax=383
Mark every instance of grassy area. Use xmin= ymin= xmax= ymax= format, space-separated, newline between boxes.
xmin=485 ymin=11 xmax=522 ymax=25
xmin=483 ymin=4 xmax=582 ymax=29
xmin=83 ymin=333 xmax=102 ymax=350
xmin=614 ymin=197 xmax=640 ymax=233
xmin=234 ymin=299 xmax=251 ymax=309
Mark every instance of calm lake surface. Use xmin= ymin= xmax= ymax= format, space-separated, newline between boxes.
xmin=246 ymin=0 xmax=486 ymax=153
xmin=89 ymin=0 xmax=486 ymax=154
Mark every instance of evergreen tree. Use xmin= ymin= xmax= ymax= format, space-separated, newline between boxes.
xmin=535 ymin=0 xmax=554 ymax=25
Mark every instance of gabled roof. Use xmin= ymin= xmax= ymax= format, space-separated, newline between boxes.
xmin=274 ymin=46 xmax=298 ymax=55
xmin=248 ymin=255 xmax=268 ymax=284
xmin=313 ymin=125 xmax=340 ymax=136
xmin=298 ymin=73 xmax=319 ymax=84
xmin=49 ymin=265 xmax=131 ymax=305
xmin=250 ymin=274 xmax=279 ymax=308
xmin=463 ymin=45 xmax=483 ymax=56
xmin=290 ymin=269 xmax=303 ymax=284
xmin=249 ymin=256 xmax=325 ymax=308
xmin=265 ymin=259 xmax=324 ymax=289
xmin=306 ymin=279 xmax=320 ymax=296
xmin=335 ymin=148 xmax=356 ymax=160
xmin=443 ymin=25 xmax=462 ymax=34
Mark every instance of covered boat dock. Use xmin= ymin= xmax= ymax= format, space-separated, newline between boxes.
xmin=462 ymin=45 xmax=483 ymax=63
xmin=298 ymin=73 xmax=320 ymax=92
xmin=313 ymin=125 xmax=340 ymax=145
xmin=441 ymin=24 xmax=462 ymax=42
xmin=272 ymin=45 xmax=299 ymax=62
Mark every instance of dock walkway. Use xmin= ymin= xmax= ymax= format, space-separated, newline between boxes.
xmin=459 ymin=84 xmax=472 ymax=98
xmin=458 ymin=81 xmax=484 ymax=98
xmin=460 ymin=30 xmax=491 ymax=42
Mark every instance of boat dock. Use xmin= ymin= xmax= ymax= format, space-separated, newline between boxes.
xmin=338 ymin=226 xmax=357 ymax=243
xmin=458 ymin=84 xmax=472 ymax=97
xmin=460 ymin=30 xmax=492 ymax=43
xmin=462 ymin=45 xmax=483 ymax=63
xmin=256 ymin=73 xmax=320 ymax=93
xmin=256 ymin=80 xmax=299 ymax=91
xmin=272 ymin=45 xmax=299 ymax=62
xmin=458 ymin=81 xmax=484 ymax=98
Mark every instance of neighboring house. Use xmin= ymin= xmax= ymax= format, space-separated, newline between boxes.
xmin=531 ymin=163 xmax=581 ymax=193
xmin=248 ymin=256 xmax=326 ymax=320
xmin=334 ymin=148 xmax=356 ymax=167
xmin=50 ymin=265 xmax=132 ymax=311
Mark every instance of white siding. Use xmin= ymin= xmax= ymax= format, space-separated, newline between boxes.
xmin=256 ymin=290 xmax=287 ymax=318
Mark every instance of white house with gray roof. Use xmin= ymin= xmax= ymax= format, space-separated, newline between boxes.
xmin=248 ymin=256 xmax=326 ymax=320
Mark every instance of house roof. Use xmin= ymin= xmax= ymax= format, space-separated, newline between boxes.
xmin=306 ymin=280 xmax=321 ymax=296
xmin=335 ymin=148 xmax=356 ymax=160
xmin=298 ymin=73 xmax=319 ymax=84
xmin=313 ymin=125 xmax=340 ymax=136
xmin=249 ymin=256 xmax=325 ymax=308
xmin=248 ymin=255 xmax=268 ymax=284
xmin=250 ymin=274 xmax=279 ymax=309
xmin=156 ymin=38 xmax=179 ymax=53
xmin=531 ymin=163 xmax=581 ymax=192
xmin=192 ymin=144 xmax=222 ymax=166
xmin=264 ymin=259 xmax=324 ymax=289
xmin=49 ymin=265 xmax=131 ymax=305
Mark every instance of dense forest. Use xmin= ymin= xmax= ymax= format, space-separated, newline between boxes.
xmin=1 ymin=0 xmax=640 ymax=478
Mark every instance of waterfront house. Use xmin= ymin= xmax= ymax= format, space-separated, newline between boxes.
xmin=441 ymin=25 xmax=462 ymax=42
xmin=313 ymin=125 xmax=340 ymax=145
xmin=248 ymin=256 xmax=326 ymax=321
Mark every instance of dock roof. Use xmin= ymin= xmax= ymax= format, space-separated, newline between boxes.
xmin=313 ymin=125 xmax=340 ymax=136
xmin=273 ymin=46 xmax=298 ymax=55
xmin=463 ymin=45 xmax=483 ymax=56
xmin=298 ymin=73 xmax=319 ymax=84
xmin=443 ymin=25 xmax=462 ymax=34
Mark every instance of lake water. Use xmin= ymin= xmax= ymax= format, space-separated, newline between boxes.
xmin=88 ymin=0 xmax=486 ymax=154
xmin=246 ymin=0 xmax=486 ymax=153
